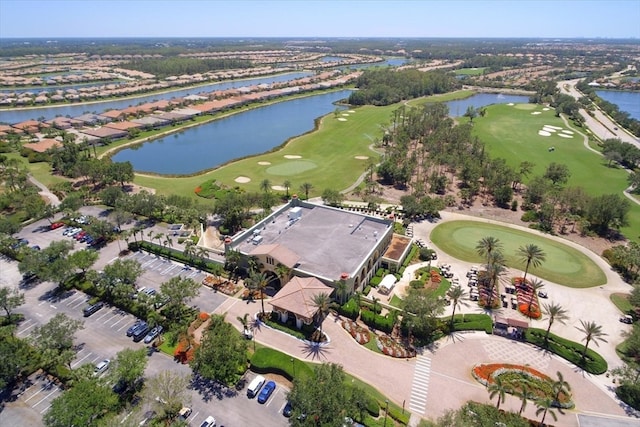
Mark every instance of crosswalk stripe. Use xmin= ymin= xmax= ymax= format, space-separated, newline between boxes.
xmin=409 ymin=355 xmax=432 ymax=414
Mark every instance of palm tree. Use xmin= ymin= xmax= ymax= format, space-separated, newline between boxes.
xmin=517 ymin=383 xmax=532 ymax=415
xmin=312 ymin=292 xmax=331 ymax=335
xmin=299 ymin=182 xmax=313 ymax=200
xmin=542 ymin=302 xmax=569 ymax=346
xmin=526 ymin=278 xmax=545 ymax=316
xmin=283 ymin=180 xmax=291 ymax=198
xmin=274 ymin=263 xmax=291 ymax=288
xmin=371 ymin=296 xmax=380 ymax=314
xmin=446 ymin=285 xmax=466 ymax=325
xmin=535 ymin=397 xmax=558 ymax=426
xmin=260 ymin=179 xmax=271 ymax=194
xmin=487 ymin=376 xmax=509 ymax=410
xmin=237 ymin=313 xmax=249 ymax=331
xmin=225 ymin=249 xmax=241 ymax=276
xmin=249 ymin=272 xmax=270 ymax=316
xmin=183 ymin=240 xmax=196 ymax=262
xmin=335 ymin=279 xmax=348 ymax=305
xmin=576 ymin=320 xmax=608 ymax=363
xmin=517 ymin=243 xmax=546 ymax=285
xmin=476 ymin=236 xmax=503 ymax=264
xmin=552 ymin=371 xmax=571 ymax=406
xmin=484 ymin=260 xmax=506 ymax=308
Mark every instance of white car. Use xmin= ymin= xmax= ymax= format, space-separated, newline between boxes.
xmin=94 ymin=359 xmax=110 ymax=376
xmin=200 ymin=415 xmax=216 ymax=427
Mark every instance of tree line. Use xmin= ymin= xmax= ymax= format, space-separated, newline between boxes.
xmin=120 ymin=57 xmax=253 ymax=79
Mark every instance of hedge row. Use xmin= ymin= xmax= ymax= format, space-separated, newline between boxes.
xmin=449 ymin=313 xmax=493 ymax=334
xmin=250 ymin=348 xmax=314 ymax=382
xmin=130 ymin=241 xmax=225 ymax=276
xmin=360 ymin=310 xmax=394 ymax=334
xmin=335 ymin=298 xmax=360 ymax=320
xmin=525 ymin=328 xmax=608 ymax=374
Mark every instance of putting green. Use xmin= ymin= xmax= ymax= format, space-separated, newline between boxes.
xmin=265 ymin=160 xmax=318 ymax=176
xmin=430 ymin=220 xmax=606 ymax=288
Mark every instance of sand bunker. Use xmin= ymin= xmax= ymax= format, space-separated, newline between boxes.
xmin=257 ymin=161 xmax=271 ymax=165
xmin=234 ymin=176 xmax=251 ymax=183
xmin=284 ymin=155 xmax=302 ymax=159
xmin=271 ymin=185 xmax=286 ymax=191
xmin=341 ymin=113 xmax=350 ymax=116
xmin=558 ymin=134 xmax=573 ymax=139
xmin=531 ymin=111 xmax=542 ymax=115
xmin=507 ymin=103 xmax=514 ymax=106
xmin=542 ymin=127 xmax=557 ymax=133
xmin=538 ymin=130 xmax=551 ymax=136
xmin=348 ymin=110 xmax=356 ymax=113
xmin=545 ymin=125 xmax=563 ymax=130
xmin=561 ymin=130 xmax=574 ymax=135
xmin=337 ymin=118 xmax=347 ymax=121
xmin=542 ymin=107 xmax=550 ymax=111
xmin=354 ymin=156 xmax=369 ymax=160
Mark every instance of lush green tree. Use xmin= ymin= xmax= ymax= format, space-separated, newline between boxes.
xmin=31 ymin=313 xmax=84 ymax=370
xmin=110 ymin=348 xmax=147 ymax=391
xmin=102 ymin=258 xmax=143 ymax=289
xmin=144 ymin=371 xmax=191 ymax=424
xmin=585 ymin=193 xmax=630 ymax=235
xmin=516 ymin=243 xmax=546 ymax=285
xmin=542 ymin=302 xmax=569 ymax=346
xmin=299 ymin=182 xmax=313 ymax=200
xmin=159 ymin=276 xmax=200 ymax=318
xmin=191 ymin=314 xmax=247 ymax=386
xmin=321 ymin=188 xmax=344 ymax=206
xmin=628 ymin=171 xmax=640 ymax=193
xmin=0 ymin=285 xmax=25 ymax=319
xmin=248 ymin=271 xmax=270 ymax=315
xmin=543 ymin=162 xmax=571 ymax=186
xmin=425 ymin=401 xmax=529 ymax=427
xmin=43 ymin=379 xmax=119 ymax=427
xmin=0 ymin=327 xmax=36 ymax=389
xmin=68 ymin=249 xmax=99 ymax=275
xmin=288 ymin=363 xmax=363 ymax=426
xmin=576 ymin=320 xmax=608 ymax=362
xmin=402 ymin=288 xmax=446 ymax=341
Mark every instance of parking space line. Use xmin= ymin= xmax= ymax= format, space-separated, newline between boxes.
xmin=94 ymin=309 xmax=113 ymax=321
xmin=70 ymin=352 xmax=93 ymax=368
xmin=24 ymin=388 xmax=42 ymax=402
xmin=40 ymin=404 xmax=52 ymax=414
xmin=17 ymin=322 xmax=37 ymax=336
xmin=102 ymin=313 xmax=122 ymax=324
xmin=110 ymin=316 xmax=128 ymax=328
xmin=190 ymin=411 xmax=200 ymax=421
xmin=117 ymin=321 xmax=132 ymax=332
xmin=66 ymin=294 xmax=86 ymax=306
xmin=33 ymin=389 xmax=58 ymax=407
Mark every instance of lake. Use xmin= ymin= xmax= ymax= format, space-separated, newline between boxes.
xmin=595 ymin=90 xmax=640 ymax=120
xmin=0 ymin=71 xmax=313 ymax=124
xmin=113 ymin=91 xmax=529 ymax=175
xmin=111 ymin=90 xmax=353 ymax=175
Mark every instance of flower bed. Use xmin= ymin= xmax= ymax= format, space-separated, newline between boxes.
xmin=513 ymin=277 xmax=541 ymax=319
xmin=342 ymin=319 xmax=371 ymax=345
xmin=376 ymin=335 xmax=416 ymax=358
xmin=472 ymin=363 xmax=574 ymax=409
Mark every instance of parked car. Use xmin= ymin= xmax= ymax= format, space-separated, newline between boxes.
xmin=50 ymin=222 xmax=65 ymax=230
xmin=143 ymin=325 xmax=163 ymax=344
xmin=283 ymin=401 xmax=293 ymax=417
xmin=132 ymin=324 xmax=150 ymax=342
xmin=83 ymin=301 xmax=105 ymax=317
xmin=178 ymin=407 xmax=192 ymax=421
xmin=243 ymin=326 xmax=253 ymax=340
xmin=538 ymin=291 xmax=548 ymax=299
xmin=620 ymin=315 xmax=633 ymax=324
xmin=75 ymin=231 xmax=87 ymax=241
xmin=126 ymin=320 xmax=147 ymax=337
xmin=200 ymin=415 xmax=216 ymax=427
xmin=257 ymin=380 xmax=276 ymax=404
xmin=94 ymin=359 xmax=110 ymax=376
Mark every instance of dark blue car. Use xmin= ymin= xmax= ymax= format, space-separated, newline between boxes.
xmin=257 ymin=380 xmax=276 ymax=404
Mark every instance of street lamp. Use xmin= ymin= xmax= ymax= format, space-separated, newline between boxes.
xmin=383 ymin=399 xmax=389 ymax=427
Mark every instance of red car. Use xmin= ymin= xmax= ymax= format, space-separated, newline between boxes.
xmin=50 ymin=222 xmax=65 ymax=230
xmin=75 ymin=231 xmax=87 ymax=240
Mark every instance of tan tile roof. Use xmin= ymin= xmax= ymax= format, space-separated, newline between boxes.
xmin=100 ymin=110 xmax=125 ymax=119
xmin=269 ymin=276 xmax=333 ymax=321
xmin=23 ymin=138 xmax=61 ymax=153
xmin=249 ymin=244 xmax=300 ymax=268
xmin=105 ymin=121 xmax=142 ymax=130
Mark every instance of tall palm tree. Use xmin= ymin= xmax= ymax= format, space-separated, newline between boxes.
xmin=260 ymin=179 xmax=271 ymax=194
xmin=283 ymin=180 xmax=291 ymax=198
xmin=476 ymin=236 xmax=503 ymax=264
xmin=335 ymin=279 xmax=348 ymax=305
xmin=299 ymin=182 xmax=313 ymax=200
xmin=526 ymin=278 xmax=545 ymax=316
xmin=237 ymin=313 xmax=249 ymax=330
xmin=249 ymin=272 xmax=270 ymax=316
xmin=517 ymin=383 xmax=532 ymax=415
xmin=535 ymin=397 xmax=558 ymax=426
xmin=312 ymin=292 xmax=331 ymax=334
xmin=274 ymin=263 xmax=291 ymax=288
xmin=485 ymin=260 xmax=506 ymax=308
xmin=371 ymin=296 xmax=380 ymax=314
xmin=446 ymin=285 xmax=466 ymax=325
xmin=576 ymin=320 xmax=608 ymax=362
xmin=552 ymin=371 xmax=571 ymax=406
xmin=487 ymin=376 xmax=509 ymax=410
xmin=542 ymin=302 xmax=569 ymax=346
xmin=517 ymin=243 xmax=546 ymax=285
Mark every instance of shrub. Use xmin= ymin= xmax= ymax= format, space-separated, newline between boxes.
xmin=409 ymin=280 xmax=424 ymax=289
xmin=525 ymin=328 xmax=608 ymax=374
xmin=616 ymin=384 xmax=640 ymax=411
xmin=250 ymin=348 xmax=314 ymax=382
xmin=363 ymin=285 xmax=372 ymax=296
xmin=419 ymin=247 xmax=435 ymax=261
xmin=521 ymin=210 xmax=538 ymax=222
xmin=449 ymin=313 xmax=493 ymax=334
xmin=336 ymin=298 xmax=360 ymax=320
xmin=369 ymin=276 xmax=382 ymax=287
xmin=361 ymin=310 xmax=394 ymax=334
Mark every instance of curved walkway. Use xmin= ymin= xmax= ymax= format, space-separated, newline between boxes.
xmin=28 ymin=175 xmax=60 ymax=207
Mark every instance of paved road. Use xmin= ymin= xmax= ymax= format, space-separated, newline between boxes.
xmin=557 ymin=78 xmax=640 ymax=149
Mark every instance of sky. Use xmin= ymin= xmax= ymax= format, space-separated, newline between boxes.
xmin=1 ymin=0 xmax=639 ymax=39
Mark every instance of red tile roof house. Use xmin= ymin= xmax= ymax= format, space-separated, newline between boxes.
xmin=100 ymin=110 xmax=126 ymax=121
xmin=12 ymin=120 xmax=48 ymax=134
xmin=23 ymin=138 xmax=62 ymax=153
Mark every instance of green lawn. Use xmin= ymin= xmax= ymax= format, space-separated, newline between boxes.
xmin=454 ymin=67 xmax=487 ymax=76
xmin=471 ymin=103 xmax=640 ymax=242
xmin=430 ymin=220 xmax=606 ymax=288
xmin=610 ymin=293 xmax=633 ymax=314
